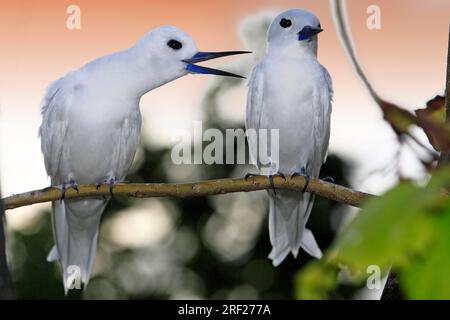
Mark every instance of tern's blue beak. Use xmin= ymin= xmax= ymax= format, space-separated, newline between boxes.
xmin=298 ymin=26 xmax=323 ymax=41
xmin=182 ymin=51 xmax=250 ymax=79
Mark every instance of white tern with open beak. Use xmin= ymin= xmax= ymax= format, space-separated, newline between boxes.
xmin=40 ymin=25 xmax=248 ymax=292
xmin=246 ymin=9 xmax=332 ymax=266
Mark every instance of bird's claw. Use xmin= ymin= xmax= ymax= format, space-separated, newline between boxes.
xmin=60 ymin=184 xmax=66 ymax=203
xmin=59 ymin=179 xmax=79 ymax=203
xmin=69 ymin=179 xmax=79 ymax=192
xmin=245 ymin=173 xmax=255 ymax=181
xmin=269 ymin=173 xmax=287 ymax=195
xmin=96 ymin=178 xmax=116 ymax=197
xmin=291 ymin=168 xmax=310 ymax=192
xmin=322 ymin=176 xmax=334 ymax=183
xmin=245 ymin=173 xmax=266 ymax=181
xmin=109 ymin=178 xmax=115 ymax=196
xmin=244 ymin=172 xmax=286 ymax=195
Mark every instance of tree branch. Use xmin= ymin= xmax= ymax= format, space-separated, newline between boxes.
xmin=2 ymin=176 xmax=374 ymax=210
xmin=0 ymin=195 xmax=14 ymax=299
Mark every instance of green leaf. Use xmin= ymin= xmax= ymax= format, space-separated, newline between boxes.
xmin=328 ymin=182 xmax=435 ymax=272
xmin=401 ymin=201 xmax=450 ymax=299
xmin=295 ymin=260 xmax=336 ymax=300
xmin=296 ymin=166 xmax=450 ymax=299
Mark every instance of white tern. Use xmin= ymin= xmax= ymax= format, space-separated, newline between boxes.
xmin=246 ymin=9 xmax=332 ymax=266
xmin=40 ymin=25 xmax=248 ymax=292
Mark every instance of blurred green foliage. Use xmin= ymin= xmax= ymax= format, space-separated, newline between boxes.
xmin=296 ymin=166 xmax=450 ymax=300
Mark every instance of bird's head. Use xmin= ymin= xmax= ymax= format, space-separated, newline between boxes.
xmin=134 ymin=26 xmax=249 ymax=85
xmin=267 ymin=9 xmax=323 ymax=56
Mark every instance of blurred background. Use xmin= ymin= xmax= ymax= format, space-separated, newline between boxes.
xmin=0 ymin=0 xmax=449 ymax=299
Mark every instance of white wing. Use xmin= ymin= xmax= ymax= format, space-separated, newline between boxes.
xmin=246 ymin=63 xmax=265 ymax=168
xmin=39 ymin=77 xmax=73 ymax=182
xmin=113 ymin=108 xmax=142 ymax=181
xmin=313 ymin=66 xmax=333 ymax=166
xmin=295 ymin=65 xmax=332 ymax=258
xmin=246 ymin=63 xmax=265 ymax=131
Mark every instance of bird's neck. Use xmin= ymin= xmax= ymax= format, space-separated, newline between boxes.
xmin=268 ymin=40 xmax=318 ymax=59
xmin=103 ymin=48 xmax=183 ymax=99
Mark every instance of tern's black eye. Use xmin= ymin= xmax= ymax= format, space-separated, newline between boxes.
xmin=167 ymin=39 xmax=182 ymax=50
xmin=280 ymin=18 xmax=292 ymax=28
xmin=318 ymin=23 xmax=321 ymax=28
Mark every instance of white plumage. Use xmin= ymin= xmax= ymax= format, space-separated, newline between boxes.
xmin=40 ymin=25 xmax=247 ymax=292
xmin=246 ymin=9 xmax=333 ymax=266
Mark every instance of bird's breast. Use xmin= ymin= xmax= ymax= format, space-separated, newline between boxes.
xmin=259 ymin=57 xmax=323 ymax=171
xmin=61 ymin=93 xmax=141 ymax=183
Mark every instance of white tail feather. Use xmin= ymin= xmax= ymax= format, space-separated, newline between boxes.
xmin=301 ymin=228 xmax=323 ymax=259
xmin=46 ymin=245 xmax=59 ymax=262
xmin=268 ymin=190 xmax=322 ymax=265
xmin=49 ymin=198 xmax=106 ymax=293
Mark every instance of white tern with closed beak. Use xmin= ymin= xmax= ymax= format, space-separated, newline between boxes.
xmin=246 ymin=9 xmax=332 ymax=266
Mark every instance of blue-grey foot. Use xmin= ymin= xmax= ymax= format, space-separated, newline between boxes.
xmin=268 ymin=173 xmax=287 ymax=195
xmin=245 ymin=172 xmax=286 ymax=195
xmin=291 ymin=167 xmax=310 ymax=192
xmin=321 ymin=176 xmax=334 ymax=183
xmin=96 ymin=177 xmax=116 ymax=197
xmin=244 ymin=173 xmax=259 ymax=181
xmin=59 ymin=179 xmax=79 ymax=203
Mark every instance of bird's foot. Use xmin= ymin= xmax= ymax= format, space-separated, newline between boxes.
xmin=291 ymin=167 xmax=310 ymax=192
xmin=96 ymin=177 xmax=116 ymax=197
xmin=245 ymin=172 xmax=286 ymax=195
xmin=268 ymin=172 xmax=286 ymax=195
xmin=59 ymin=179 xmax=79 ymax=203
xmin=69 ymin=179 xmax=79 ymax=192
xmin=321 ymin=176 xmax=334 ymax=183
xmin=244 ymin=173 xmax=260 ymax=181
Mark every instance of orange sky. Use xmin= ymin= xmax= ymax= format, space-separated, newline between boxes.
xmin=1 ymin=0 xmax=449 ymax=110
xmin=1 ymin=0 xmax=449 ymax=89
xmin=1 ymin=0 xmax=450 ymax=223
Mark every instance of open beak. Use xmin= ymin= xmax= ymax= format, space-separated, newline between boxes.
xmin=182 ymin=51 xmax=251 ymax=79
xmin=298 ymin=26 xmax=323 ymax=41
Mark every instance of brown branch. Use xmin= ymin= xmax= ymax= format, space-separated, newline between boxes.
xmin=0 ymin=194 xmax=14 ymax=299
xmin=2 ymin=176 xmax=374 ymax=210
